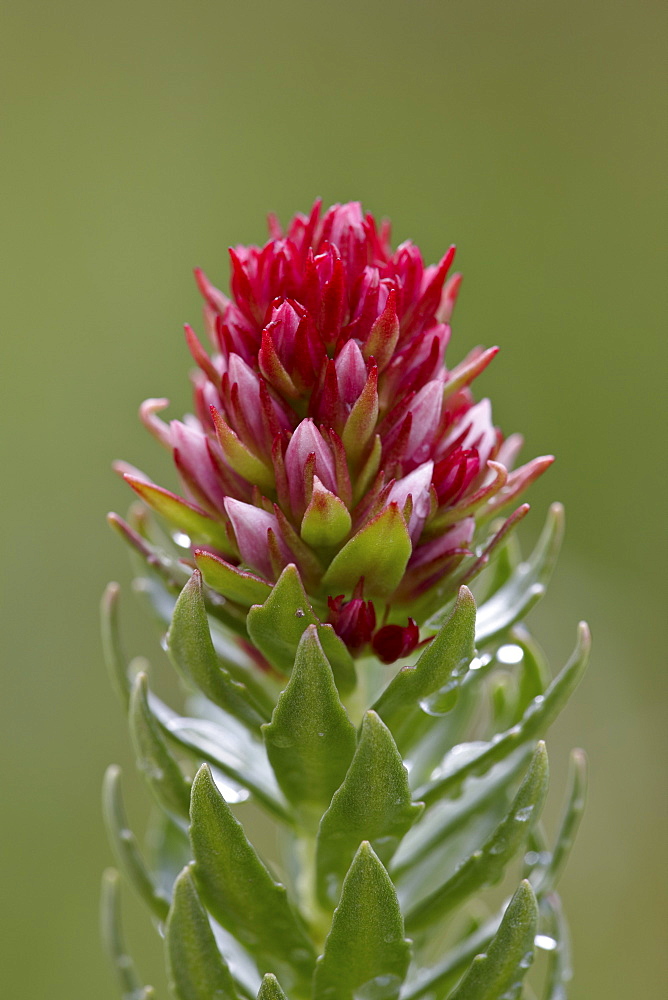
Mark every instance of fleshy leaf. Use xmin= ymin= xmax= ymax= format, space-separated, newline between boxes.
xmin=262 ymin=625 xmax=357 ymax=817
xmin=100 ymin=868 xmax=156 ymax=1000
xmin=300 ymin=478 xmax=352 ymax=548
xmin=322 ymin=503 xmax=412 ymax=600
xmin=190 ymin=765 xmax=316 ymax=989
xmin=466 ymin=503 xmax=564 ymax=645
xmin=446 ymin=880 xmax=538 ymax=1000
xmin=257 ymin=974 xmax=289 ymax=999
xmin=101 ymin=582 xmax=131 ymax=711
xmin=167 ymin=571 xmax=268 ymax=730
xmin=246 ymin=563 xmax=356 ymax=694
xmin=195 ymin=549 xmax=273 ymax=607
xmin=315 ymin=711 xmax=423 ymax=908
xmin=415 ymin=623 xmax=590 ymax=806
xmin=129 ymin=672 xmax=192 ymax=820
xmin=313 ymin=842 xmax=411 ymax=1000
xmin=102 ymin=765 xmax=170 ymax=922
xmin=373 ymin=586 xmax=476 ymax=746
xmin=406 ymin=743 xmax=548 ymax=932
xmin=166 ymin=865 xmax=239 ymax=1000
xmin=124 ymin=474 xmax=234 ymax=554
xmin=533 ymin=748 xmax=587 ymax=895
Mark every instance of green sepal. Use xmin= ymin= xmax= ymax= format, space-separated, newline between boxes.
xmin=102 ymin=765 xmax=170 ymax=923
xmin=246 ymin=564 xmax=356 ymax=694
xmin=406 ymin=742 xmax=548 ymax=932
xmin=257 ymin=974 xmax=289 ymax=999
xmin=315 ymin=711 xmax=423 ymax=908
xmin=262 ymin=625 xmax=357 ymax=816
xmin=189 ymin=764 xmax=316 ymax=988
xmin=300 ymin=479 xmax=352 ymax=548
xmin=129 ymin=672 xmax=192 ymax=820
xmin=415 ymin=622 xmax=590 ymax=806
xmin=100 ymin=868 xmax=156 ymax=1000
xmin=167 ymin=571 xmax=268 ymax=730
xmin=125 ymin=474 xmax=235 ymax=554
xmin=373 ymin=586 xmax=476 ymax=745
xmin=446 ymin=880 xmax=538 ymax=1000
xmin=165 ymin=865 xmax=239 ymax=1000
xmin=195 ymin=549 xmax=273 ymax=606
xmin=468 ymin=502 xmax=564 ymax=645
xmin=313 ymin=842 xmax=411 ymax=1000
xmin=322 ymin=503 xmax=412 ymax=600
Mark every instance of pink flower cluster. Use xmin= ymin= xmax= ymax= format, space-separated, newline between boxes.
xmin=126 ymin=201 xmax=551 ymax=663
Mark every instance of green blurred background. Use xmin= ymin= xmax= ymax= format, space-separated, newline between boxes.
xmin=2 ymin=0 xmax=666 ymax=996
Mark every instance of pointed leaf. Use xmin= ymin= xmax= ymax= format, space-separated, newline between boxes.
xmin=373 ymin=586 xmax=476 ymax=745
xmin=101 ymin=868 xmax=156 ymax=1000
xmin=166 ymin=865 xmax=239 ymax=1000
xmin=446 ymin=880 xmax=538 ymax=1000
xmin=316 ymin=711 xmax=423 ymax=907
xmin=262 ymin=625 xmax=357 ymax=816
xmin=129 ymin=672 xmax=192 ymax=820
xmin=466 ymin=503 xmax=564 ymax=645
xmin=102 ymin=766 xmax=170 ymax=922
xmin=167 ymin=571 xmax=268 ymax=730
xmin=313 ymin=842 xmax=411 ymax=1000
xmin=195 ymin=549 xmax=273 ymax=607
xmin=101 ymin=582 xmax=131 ymax=710
xmin=190 ymin=765 xmax=316 ymax=989
xmin=300 ymin=479 xmax=352 ymax=548
xmin=406 ymin=743 xmax=548 ymax=932
xmin=257 ymin=974 xmax=289 ymax=999
xmin=125 ymin=475 xmax=234 ymax=553
xmin=415 ymin=623 xmax=590 ymax=807
xmin=534 ymin=748 xmax=587 ymax=895
xmin=246 ymin=564 xmax=356 ymax=694
xmin=322 ymin=503 xmax=412 ymax=600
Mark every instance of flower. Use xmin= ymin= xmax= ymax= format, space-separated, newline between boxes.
xmin=125 ymin=200 xmax=552 ymax=661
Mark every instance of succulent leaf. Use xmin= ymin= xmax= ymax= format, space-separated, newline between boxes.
xmin=262 ymin=625 xmax=357 ymax=815
xmin=166 ymin=865 xmax=239 ymax=1000
xmin=189 ymin=764 xmax=316 ymax=989
xmin=312 ymin=842 xmax=411 ymax=1000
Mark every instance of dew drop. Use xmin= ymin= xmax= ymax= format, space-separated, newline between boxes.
xmin=173 ymin=531 xmax=191 ymax=548
xmin=534 ymin=933 xmax=558 ymax=951
xmin=514 ymin=805 xmax=534 ymax=822
xmin=497 ymin=643 xmax=523 ymax=665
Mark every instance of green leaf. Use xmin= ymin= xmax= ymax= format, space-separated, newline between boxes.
xmin=167 ymin=571 xmax=268 ymax=730
xmin=165 ymin=865 xmax=239 ymax=1000
xmin=446 ymin=880 xmax=538 ymax=1000
xmin=190 ymin=764 xmax=316 ymax=989
xmin=257 ymin=974 xmax=289 ymax=999
xmin=101 ymin=582 xmax=131 ymax=711
xmin=262 ymin=625 xmax=357 ymax=817
xmin=391 ymin=747 xmax=533 ymax=879
xmin=100 ymin=868 xmax=156 ymax=1000
xmin=469 ymin=503 xmax=564 ymax=646
xmin=540 ymin=892 xmax=573 ymax=999
xmin=406 ymin=743 xmax=549 ymax=932
xmin=534 ymin=748 xmax=587 ymax=895
xmin=102 ymin=765 xmax=170 ymax=922
xmin=150 ymin=696 xmax=291 ymax=824
xmin=316 ymin=711 xmax=423 ymax=907
xmin=415 ymin=623 xmax=590 ymax=807
xmin=246 ymin=564 xmax=356 ymax=694
xmin=300 ymin=479 xmax=352 ymax=548
xmin=195 ymin=549 xmax=273 ymax=607
xmin=129 ymin=672 xmax=192 ymax=820
xmin=313 ymin=842 xmax=411 ymax=1000
xmin=322 ymin=503 xmax=412 ymax=600
xmin=373 ymin=586 xmax=476 ymax=746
